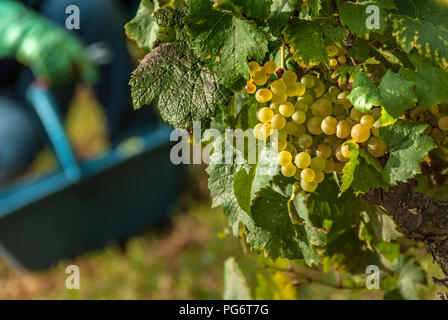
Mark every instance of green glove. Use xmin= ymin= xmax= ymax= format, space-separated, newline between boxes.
xmin=0 ymin=0 xmax=97 ymax=84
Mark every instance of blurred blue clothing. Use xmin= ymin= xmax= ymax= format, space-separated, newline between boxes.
xmin=0 ymin=0 xmax=155 ymax=183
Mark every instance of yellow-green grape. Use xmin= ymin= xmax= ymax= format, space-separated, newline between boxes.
xmin=245 ymin=82 xmax=256 ymax=94
xmin=278 ymin=150 xmax=293 ymax=166
xmin=248 ymin=61 xmax=261 ymax=74
xmin=371 ymin=120 xmax=380 ymax=137
xmin=279 ymin=102 xmax=295 ymax=117
xmin=253 ymin=70 xmax=268 ymax=86
xmin=323 ymin=158 xmax=335 ymax=174
xmin=321 ymin=116 xmax=338 ymax=135
xmin=330 ymin=58 xmax=338 ymax=68
xmin=296 ymin=124 xmax=306 ymax=136
xmin=260 ymin=123 xmax=274 ymax=139
xmin=285 ymin=122 xmax=299 ymax=135
xmin=351 ymin=124 xmax=371 ymax=143
xmin=371 ymin=108 xmax=382 ymax=120
xmin=337 ymin=91 xmax=352 ymax=108
xmin=277 ymin=129 xmax=288 ymax=141
xmin=313 ymin=81 xmax=326 ymax=98
xmin=301 ymin=180 xmax=318 ymax=192
xmin=301 ymin=168 xmax=315 ymax=183
xmin=281 ymin=70 xmax=297 ymax=83
xmin=253 ymin=123 xmax=264 ymax=140
xmin=292 ymin=110 xmax=306 ymax=124
xmin=307 ymin=117 xmax=324 ymax=135
xmin=295 ymin=101 xmax=309 ymax=113
xmin=438 ymin=116 xmax=448 ymax=131
xmin=270 ymin=102 xmax=280 ymax=113
xmin=272 ymin=140 xmax=287 ymax=152
xmin=271 ymin=114 xmax=287 ymax=130
xmin=360 ymin=114 xmax=375 ymax=128
xmin=298 ymin=93 xmax=314 ymax=106
xmin=338 ymin=55 xmax=347 ymax=65
xmin=293 ymin=169 xmax=302 ymax=181
xmin=316 ymin=143 xmax=332 ymax=159
xmin=272 ymin=92 xmax=287 ymax=104
xmin=333 ymin=104 xmax=346 ymax=116
xmin=367 ymin=137 xmax=388 ymax=158
xmin=281 ymin=163 xmax=297 ymax=177
xmin=328 ymin=85 xmax=340 ymax=97
xmin=255 ymin=88 xmax=273 ymax=103
xmin=301 ymin=74 xmax=315 ymax=88
xmin=314 ymin=171 xmax=325 ymax=183
xmin=311 ymin=99 xmax=332 ymax=117
xmin=327 ymin=44 xmax=338 ymax=56
xmin=349 ymin=108 xmax=364 ymax=122
xmin=335 ymin=144 xmax=349 ymax=162
xmin=298 ymin=133 xmax=313 ymax=148
xmin=310 ymin=157 xmax=326 ymax=172
xmin=295 ymin=151 xmax=311 ymax=169
xmin=271 ymin=80 xmax=287 ymax=95
xmin=286 ymin=82 xmax=306 ymax=97
xmin=263 ymin=61 xmax=278 ymax=74
xmin=322 ymin=92 xmax=336 ymax=104
xmin=334 ymin=161 xmax=345 ymax=174
xmin=258 ymin=107 xmax=274 ymax=123
xmin=340 ymin=143 xmax=352 ymax=159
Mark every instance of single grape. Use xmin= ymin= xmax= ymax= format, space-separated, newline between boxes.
xmin=323 ymin=158 xmax=335 ymax=174
xmin=271 ymin=80 xmax=287 ymax=95
xmin=298 ymin=134 xmax=313 ymax=149
xmin=314 ymin=171 xmax=325 ymax=183
xmin=371 ymin=108 xmax=382 ymax=120
xmin=286 ymin=82 xmax=306 ymax=97
xmin=322 ymin=92 xmax=336 ymax=104
xmin=253 ymin=123 xmax=263 ymax=140
xmin=340 ymin=143 xmax=352 ymax=159
xmin=255 ymin=88 xmax=273 ymax=103
xmin=311 ymin=99 xmax=332 ymax=117
xmin=307 ymin=117 xmax=324 ymax=135
xmin=277 ymin=129 xmax=288 ymax=141
xmin=338 ymin=55 xmax=347 ymax=64
xmin=272 ymin=140 xmax=287 ymax=152
xmin=279 ymin=102 xmax=295 ymax=117
xmin=295 ymin=152 xmax=311 ymax=169
xmin=328 ymin=85 xmax=340 ymax=97
xmin=281 ymin=70 xmax=298 ymax=83
xmin=330 ymin=58 xmax=338 ymax=68
xmin=295 ymin=101 xmax=309 ymax=113
xmin=281 ymin=163 xmax=297 ymax=177
xmin=337 ymin=91 xmax=352 ymax=108
xmin=334 ymin=161 xmax=345 ymax=174
xmin=310 ymin=157 xmax=326 ymax=172
xmin=335 ymin=144 xmax=349 ymax=162
xmin=316 ymin=143 xmax=332 ymax=159
xmin=248 ymin=61 xmax=261 ymax=74
xmin=367 ymin=137 xmax=388 ymax=158
xmin=271 ymin=114 xmax=287 ymax=130
xmin=321 ymin=116 xmax=338 ymax=135
xmin=260 ymin=123 xmax=274 ymax=139
xmin=245 ymin=82 xmax=256 ymax=94
xmin=258 ymin=107 xmax=274 ymax=123
xmin=360 ymin=115 xmax=375 ymax=128
xmin=292 ymin=110 xmax=306 ymax=124
xmin=327 ymin=44 xmax=338 ymax=56
xmin=263 ymin=61 xmax=278 ymax=74
xmin=301 ymin=168 xmax=316 ymax=183
xmin=301 ymin=180 xmax=318 ymax=192
xmin=298 ymin=93 xmax=314 ymax=106
xmin=278 ymin=151 xmax=293 ymax=166
xmin=438 ymin=116 xmax=448 ymax=131
xmin=270 ymin=102 xmax=280 ymax=114
xmin=272 ymin=92 xmax=287 ymax=104
xmin=351 ymin=124 xmax=371 ymax=143
xmin=314 ymin=81 xmax=326 ymax=98
xmin=296 ymin=124 xmax=306 ymax=136
xmin=253 ymin=70 xmax=268 ymax=86
xmin=285 ymin=122 xmax=299 ymax=135
xmin=333 ymin=104 xmax=346 ymax=116
xmin=349 ymin=108 xmax=364 ymax=122
xmin=301 ymin=74 xmax=315 ymax=88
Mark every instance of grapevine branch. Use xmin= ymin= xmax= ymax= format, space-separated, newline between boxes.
xmin=363 ymin=183 xmax=448 ymax=287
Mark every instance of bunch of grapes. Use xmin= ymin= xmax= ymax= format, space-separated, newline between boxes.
xmin=246 ymin=54 xmax=389 ymax=193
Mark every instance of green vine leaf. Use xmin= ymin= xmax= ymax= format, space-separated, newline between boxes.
xmin=380 ymin=120 xmax=437 ymax=185
xmin=339 ymin=142 xmax=360 ymax=195
xmin=338 ymin=2 xmax=387 ymax=37
xmin=348 ymin=71 xmax=382 ymax=113
xmin=130 ymin=42 xmax=231 ymax=128
xmin=124 ymin=0 xmax=159 ymax=52
xmin=284 ymin=19 xmax=328 ymax=67
xmin=214 ymin=0 xmax=273 ymax=20
xmin=184 ymin=0 xmax=269 ymax=90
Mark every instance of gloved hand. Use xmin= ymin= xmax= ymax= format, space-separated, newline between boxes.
xmin=0 ymin=0 xmax=97 ymax=84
